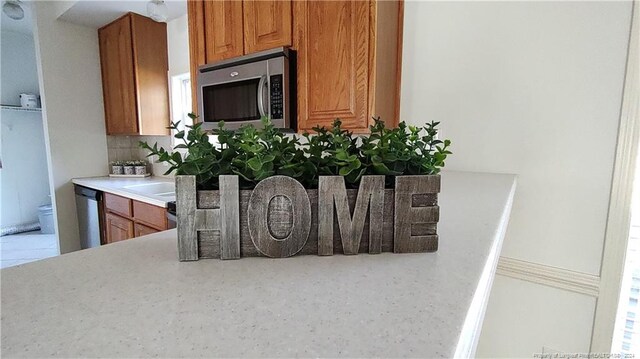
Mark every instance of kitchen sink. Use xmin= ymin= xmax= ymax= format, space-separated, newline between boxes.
xmin=123 ymin=182 xmax=175 ymax=196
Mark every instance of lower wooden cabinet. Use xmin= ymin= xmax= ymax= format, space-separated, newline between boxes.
xmin=103 ymin=192 xmax=168 ymax=244
xmin=105 ymin=212 xmax=134 ymax=243
xmin=134 ymin=223 xmax=159 ymax=237
xmin=104 ymin=192 xmax=132 ymax=217
xmin=132 ymin=200 xmax=168 ymax=230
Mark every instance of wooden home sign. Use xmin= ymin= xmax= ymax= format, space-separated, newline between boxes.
xmin=175 ymin=175 xmax=440 ymax=260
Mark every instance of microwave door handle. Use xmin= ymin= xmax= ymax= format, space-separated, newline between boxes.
xmin=257 ymin=75 xmax=267 ymax=118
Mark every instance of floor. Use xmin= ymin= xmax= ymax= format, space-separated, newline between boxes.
xmin=0 ymin=231 xmax=59 ymax=269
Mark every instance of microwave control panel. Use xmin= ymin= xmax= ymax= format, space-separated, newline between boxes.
xmin=270 ymin=75 xmax=284 ymax=119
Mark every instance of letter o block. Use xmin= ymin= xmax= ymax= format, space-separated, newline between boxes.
xmin=247 ymin=176 xmax=311 ymax=258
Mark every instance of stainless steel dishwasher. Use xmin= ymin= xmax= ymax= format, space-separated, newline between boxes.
xmin=74 ymin=185 xmax=103 ymax=249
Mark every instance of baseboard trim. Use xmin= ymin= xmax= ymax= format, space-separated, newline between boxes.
xmin=497 ymin=256 xmax=600 ymax=297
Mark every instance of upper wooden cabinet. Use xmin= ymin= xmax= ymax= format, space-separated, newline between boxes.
xmin=98 ymin=16 xmax=137 ymax=134
xmin=203 ymin=0 xmax=244 ymax=62
xmin=293 ymin=1 xmax=370 ymax=132
xmin=98 ymin=13 xmax=170 ymax=136
xmin=243 ymin=0 xmax=292 ymax=54
xmin=187 ymin=0 xmax=403 ymax=132
xmin=187 ymin=0 xmax=293 ymax=114
xmin=293 ymin=0 xmax=403 ymax=132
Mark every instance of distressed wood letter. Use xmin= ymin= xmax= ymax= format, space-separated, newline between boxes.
xmin=247 ymin=176 xmax=311 ymax=258
xmin=176 ymin=175 xmax=240 ymax=261
xmin=394 ymin=175 xmax=441 ymax=253
xmin=219 ymin=175 xmax=240 ymax=259
xmin=176 ymin=175 xmax=199 ymax=261
xmin=318 ymin=175 xmax=385 ymax=255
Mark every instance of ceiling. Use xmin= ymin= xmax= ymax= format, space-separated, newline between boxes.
xmin=0 ymin=0 xmax=186 ymax=36
xmin=1 ymin=1 xmax=34 ymax=35
xmin=58 ymin=0 xmax=187 ymax=29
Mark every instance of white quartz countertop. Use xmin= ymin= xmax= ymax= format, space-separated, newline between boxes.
xmin=2 ymin=171 xmax=516 ymax=358
xmin=72 ymin=176 xmax=175 ymax=207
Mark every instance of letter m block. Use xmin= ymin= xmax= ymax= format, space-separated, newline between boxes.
xmin=318 ymin=176 xmax=385 ymax=255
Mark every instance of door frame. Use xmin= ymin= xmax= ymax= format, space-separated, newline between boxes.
xmin=591 ymin=0 xmax=640 ymax=352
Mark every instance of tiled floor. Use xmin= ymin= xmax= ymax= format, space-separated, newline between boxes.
xmin=1 ymin=231 xmax=59 ymax=269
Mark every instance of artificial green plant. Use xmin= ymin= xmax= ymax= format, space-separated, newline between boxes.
xmin=139 ymin=115 xmax=451 ymax=190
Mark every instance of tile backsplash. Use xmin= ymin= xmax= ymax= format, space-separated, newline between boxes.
xmin=107 ymin=135 xmax=173 ymax=177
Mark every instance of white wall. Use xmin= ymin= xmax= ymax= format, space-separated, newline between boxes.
xmin=0 ymin=30 xmax=40 ymax=106
xmin=167 ymin=14 xmax=190 ymax=77
xmin=0 ymin=112 xmax=51 ymax=227
xmin=0 ymin=30 xmax=51 ymax=228
xmin=32 ymin=1 xmax=108 ymax=253
xmin=400 ymin=1 xmax=632 ymax=356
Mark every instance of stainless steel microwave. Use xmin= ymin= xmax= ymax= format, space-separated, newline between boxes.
xmin=197 ymin=47 xmax=294 ymax=131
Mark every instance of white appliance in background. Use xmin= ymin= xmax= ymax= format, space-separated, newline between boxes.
xmin=19 ymin=93 xmax=39 ymax=108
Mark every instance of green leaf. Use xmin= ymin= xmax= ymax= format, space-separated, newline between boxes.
xmin=181 ymin=162 xmax=199 ymax=175
xmin=338 ymin=166 xmax=353 ymax=176
xmin=171 ymin=152 xmax=182 ymax=164
xmin=247 ymin=157 xmax=263 ymax=172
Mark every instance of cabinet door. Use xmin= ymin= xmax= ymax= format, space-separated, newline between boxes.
xmin=243 ymin=0 xmax=292 ymax=54
xmin=203 ymin=0 xmax=244 ymax=62
xmin=134 ymin=223 xmax=159 ymax=237
xmin=98 ymin=16 xmax=138 ymax=135
xmin=130 ymin=14 xmax=170 ymax=136
xmin=104 ymin=193 xmax=132 ymax=218
xmin=293 ymin=1 xmax=371 ymax=132
xmin=105 ymin=213 xmax=134 ymax=243
xmin=132 ymin=200 xmax=168 ymax=230
xmin=187 ymin=0 xmax=207 ymax=115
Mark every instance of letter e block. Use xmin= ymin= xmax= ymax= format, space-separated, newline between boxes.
xmin=394 ymin=176 xmax=441 ymax=253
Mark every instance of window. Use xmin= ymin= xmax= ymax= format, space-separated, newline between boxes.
xmin=623 ymin=330 xmax=632 ymax=340
xmin=631 ymin=298 xmax=638 ymax=307
xmin=622 ymin=342 xmax=630 ymax=351
xmin=631 ymin=287 xmax=640 ymax=295
xmin=625 ymin=319 xmax=634 ymax=329
xmin=628 ymin=311 xmax=637 ymax=319
xmin=169 ymin=73 xmax=193 ymax=147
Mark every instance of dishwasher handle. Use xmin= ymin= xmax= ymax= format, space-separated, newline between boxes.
xmin=74 ymin=185 xmax=102 ymax=201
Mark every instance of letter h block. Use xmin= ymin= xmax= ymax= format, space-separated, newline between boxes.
xmin=176 ymin=175 xmax=240 ymax=261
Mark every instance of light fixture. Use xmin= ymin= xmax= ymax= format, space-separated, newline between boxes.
xmin=147 ymin=0 xmax=168 ymax=23
xmin=2 ymin=0 xmax=24 ymax=20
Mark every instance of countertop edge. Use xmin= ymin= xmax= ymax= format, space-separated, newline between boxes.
xmin=453 ymin=176 xmax=517 ymax=357
xmin=72 ymin=176 xmax=174 ymax=207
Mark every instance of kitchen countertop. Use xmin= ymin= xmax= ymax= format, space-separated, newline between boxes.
xmin=72 ymin=176 xmax=175 ymax=207
xmin=2 ymin=171 xmax=516 ymax=358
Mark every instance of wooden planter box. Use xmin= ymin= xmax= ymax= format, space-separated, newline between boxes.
xmin=176 ymin=175 xmax=440 ymax=260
